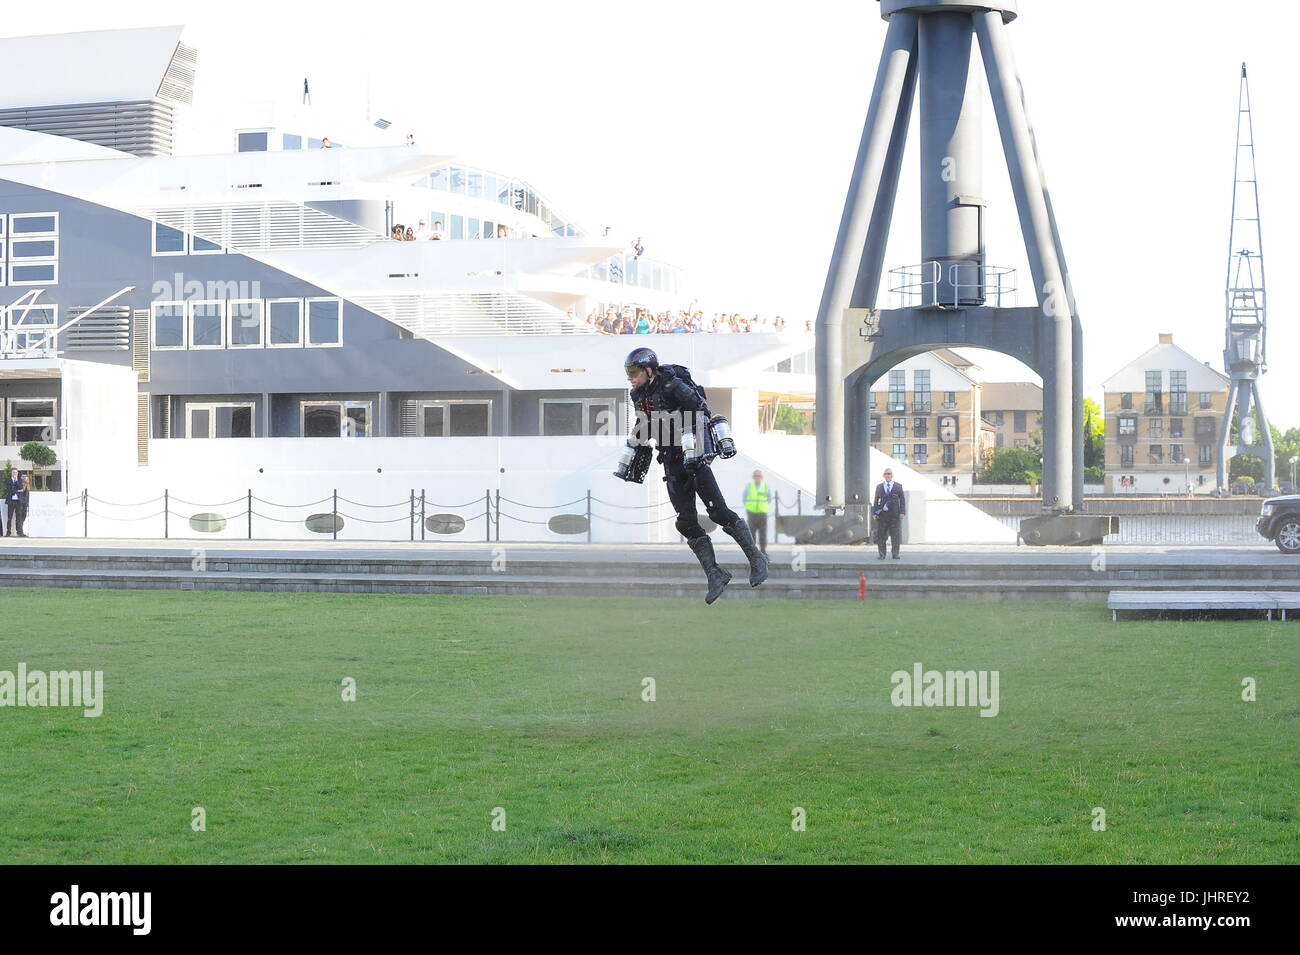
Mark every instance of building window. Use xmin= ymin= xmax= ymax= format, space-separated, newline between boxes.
xmin=1121 ymin=445 xmax=1135 ymax=467
xmin=1118 ymin=415 xmax=1137 ymax=436
xmin=228 ymin=300 xmax=264 ymax=348
xmin=1199 ymin=392 xmax=1212 ymax=409
xmin=152 ymin=221 xmax=223 ymax=256
xmin=5 ymin=213 xmax=59 ymax=285
xmin=540 ymin=399 xmax=617 ymax=436
xmin=1013 ymin=411 xmax=1027 ymax=433
xmin=186 ymin=402 xmax=255 ymax=438
xmin=892 ymin=443 xmax=906 ymax=460
xmin=888 ymin=370 xmax=906 ymax=412
xmin=236 ymin=131 xmax=269 ymax=152
xmin=892 ymin=417 xmax=907 ymax=439
xmin=306 ymin=298 xmax=342 ymax=346
xmin=1149 ymin=444 xmax=1163 ymax=464
xmin=990 ymin=410 xmax=1004 ymax=426
xmin=1170 ymin=370 xmax=1187 ymax=414
xmin=153 ymin=222 xmax=186 ymax=255
xmin=1198 ymin=444 xmax=1213 ymax=466
xmin=1120 ymin=392 xmax=1133 ymax=410
xmin=1145 ymin=370 xmax=1162 ymax=414
xmin=301 ymin=400 xmax=371 ymax=437
xmin=1194 ymin=417 xmax=1215 ymax=441
xmin=942 ymin=392 xmax=957 ymax=409
xmin=868 ymin=393 xmax=876 ymax=411
xmin=412 ymin=400 xmax=492 ymax=437
xmin=912 ymin=370 xmax=931 ymax=412
xmin=1171 ymin=444 xmax=1185 ymax=464
xmin=913 ymin=417 xmax=928 ymax=438
xmin=942 ymin=444 xmax=956 ymax=467
xmin=151 ymin=302 xmax=186 ymax=349
xmin=913 ymin=444 xmax=927 ymax=465
xmin=870 ymin=415 xmax=880 ymax=442
xmin=6 ymin=398 xmax=56 ymax=444
xmin=995 ymin=433 xmax=1004 ymax=448
xmin=189 ymin=301 xmax=225 ymax=349
xmin=1148 ymin=418 xmax=1163 ymax=438
xmin=268 ymin=299 xmax=304 ymax=347
xmin=1014 ymin=438 xmax=1028 ymax=448
xmin=1168 ymin=418 xmax=1183 ymax=438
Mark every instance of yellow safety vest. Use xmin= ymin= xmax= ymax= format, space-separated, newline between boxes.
xmin=744 ymin=482 xmax=770 ymax=514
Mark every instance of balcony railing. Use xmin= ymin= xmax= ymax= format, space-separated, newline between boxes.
xmin=912 ymin=400 xmax=931 ymax=413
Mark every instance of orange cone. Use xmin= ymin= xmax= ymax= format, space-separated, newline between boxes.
xmin=859 ymin=572 xmax=867 ymax=601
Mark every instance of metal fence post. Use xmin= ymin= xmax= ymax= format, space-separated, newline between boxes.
xmin=410 ymin=489 xmax=415 ymax=542
xmin=164 ymin=489 xmax=169 ymax=539
xmin=247 ymin=489 xmax=252 ymax=540
xmin=586 ymin=490 xmax=592 ymax=543
xmin=420 ymin=490 xmax=426 ymax=541
xmin=494 ymin=489 xmax=501 ymax=542
xmin=484 ymin=490 xmax=491 ymax=542
xmin=82 ymin=489 xmax=88 ymax=538
xmin=333 ymin=489 xmax=338 ymax=541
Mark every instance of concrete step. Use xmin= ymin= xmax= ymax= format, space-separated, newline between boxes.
xmin=0 ymin=566 xmax=1296 ymax=601
xmin=0 ymin=552 xmax=1295 ymax=583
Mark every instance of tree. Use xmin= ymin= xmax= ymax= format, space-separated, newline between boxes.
xmin=1082 ymin=398 xmax=1105 ymax=469
xmin=1269 ymin=423 xmax=1300 ymax=486
xmin=19 ymin=441 xmax=56 ymax=472
xmin=773 ymin=404 xmax=806 ymax=435
xmin=980 ymin=446 xmax=1042 ymax=484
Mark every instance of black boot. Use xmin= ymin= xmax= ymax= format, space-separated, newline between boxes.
xmin=722 ymin=519 xmax=769 ymax=587
xmin=687 ymin=535 xmax=732 ymax=604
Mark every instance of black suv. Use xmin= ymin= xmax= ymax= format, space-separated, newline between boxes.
xmin=1258 ymin=495 xmax=1300 ymax=554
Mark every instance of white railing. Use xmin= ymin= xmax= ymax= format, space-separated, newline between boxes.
xmin=1 ymin=287 xmax=135 ymax=359
xmin=888 ymin=262 xmax=1017 ymax=309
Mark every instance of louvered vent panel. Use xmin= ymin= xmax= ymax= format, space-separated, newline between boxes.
xmin=160 ymin=395 xmax=171 ymax=439
xmin=65 ymin=306 xmax=131 ymax=351
xmin=0 ymin=100 xmax=176 ymax=156
xmin=349 ymin=292 xmax=597 ymax=338
xmin=137 ymin=393 xmax=150 ymax=467
xmin=399 ymin=399 xmax=418 ymax=437
xmin=142 ymin=203 xmax=381 ymax=252
xmin=132 ymin=309 xmax=150 ymax=381
xmin=157 ymin=43 xmax=198 ymax=105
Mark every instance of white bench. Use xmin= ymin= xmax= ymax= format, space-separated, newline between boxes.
xmin=1108 ymin=590 xmax=1300 ymax=621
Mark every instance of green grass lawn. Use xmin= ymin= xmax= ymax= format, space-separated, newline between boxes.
xmin=0 ymin=589 xmax=1295 ymax=864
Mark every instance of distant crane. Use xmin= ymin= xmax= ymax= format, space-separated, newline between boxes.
xmin=1217 ymin=64 xmax=1275 ymax=493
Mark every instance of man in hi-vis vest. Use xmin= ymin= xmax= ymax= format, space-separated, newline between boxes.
xmin=742 ymin=469 xmax=770 ymax=556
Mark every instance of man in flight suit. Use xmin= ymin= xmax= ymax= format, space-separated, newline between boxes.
xmin=617 ymin=347 xmax=768 ymax=603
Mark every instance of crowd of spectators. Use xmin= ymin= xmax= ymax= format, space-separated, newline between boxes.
xmin=581 ymin=308 xmax=812 ymax=335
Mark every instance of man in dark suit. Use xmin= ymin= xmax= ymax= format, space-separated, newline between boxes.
xmin=872 ymin=468 xmax=906 ymax=560
xmin=5 ymin=468 xmax=23 ymax=537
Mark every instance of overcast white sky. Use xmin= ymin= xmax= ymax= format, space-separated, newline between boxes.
xmin=5 ymin=1 xmax=1298 ymax=426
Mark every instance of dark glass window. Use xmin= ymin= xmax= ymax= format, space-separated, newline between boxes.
xmin=449 ymin=403 xmax=490 ymax=437
xmin=304 ymin=406 xmax=341 ymax=437
xmin=154 ymin=223 xmax=185 ymax=254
